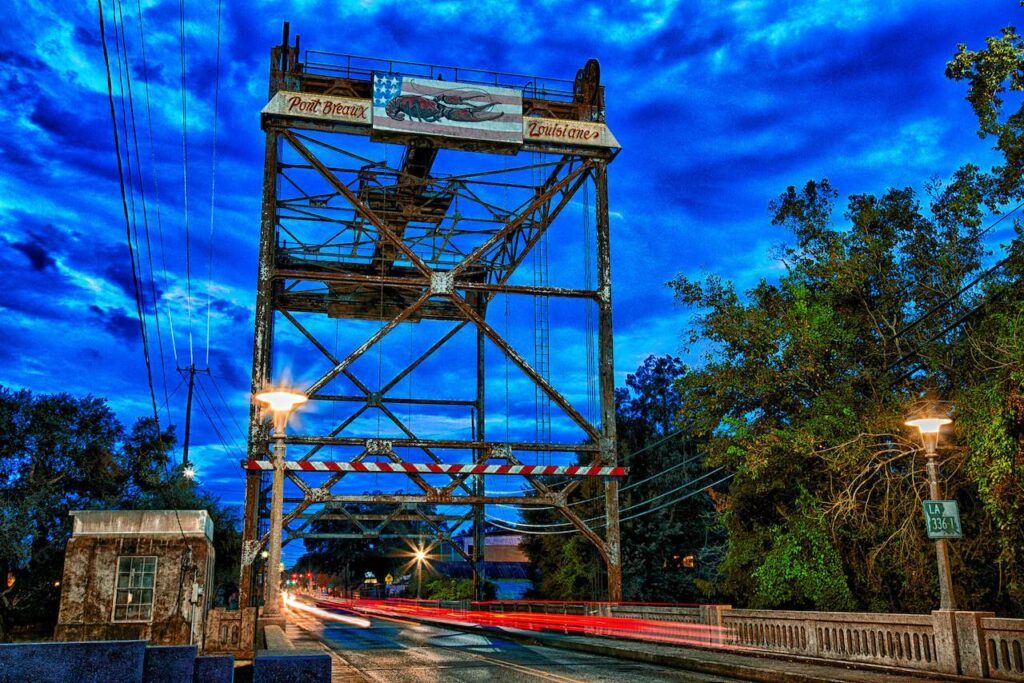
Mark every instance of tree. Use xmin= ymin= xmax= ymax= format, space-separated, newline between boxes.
xmin=947 ymin=23 xmax=1024 ymax=203
xmin=944 ymin=10 xmax=1024 ymax=616
xmin=0 ymin=388 xmax=124 ymax=639
xmin=520 ymin=355 xmax=720 ymax=602
xmin=0 ymin=387 xmax=243 ymax=640
xmin=669 ymin=177 xmax=1007 ymax=612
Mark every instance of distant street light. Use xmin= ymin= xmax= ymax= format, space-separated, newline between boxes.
xmin=906 ymin=415 xmax=956 ymax=610
xmin=414 ymin=546 xmax=428 ymax=599
xmin=255 ymin=388 xmax=307 ymax=619
xmin=182 ymin=464 xmax=196 ymax=481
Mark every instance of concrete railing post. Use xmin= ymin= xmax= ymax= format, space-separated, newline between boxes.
xmin=699 ymin=604 xmax=731 ymax=645
xmin=805 ymin=617 xmax=820 ymax=658
xmin=954 ymin=611 xmax=995 ymax=678
xmin=932 ymin=610 xmax=960 ymax=674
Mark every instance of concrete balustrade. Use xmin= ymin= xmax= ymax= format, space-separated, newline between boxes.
xmin=469 ymin=600 xmax=1024 ymax=679
xmin=983 ymin=617 xmax=1024 ymax=680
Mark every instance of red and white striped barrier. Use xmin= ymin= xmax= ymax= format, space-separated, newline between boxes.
xmin=241 ymin=459 xmax=626 ymax=477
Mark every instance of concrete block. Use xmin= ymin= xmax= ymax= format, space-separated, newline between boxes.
xmin=143 ymin=645 xmax=196 ymax=683
xmin=263 ymin=625 xmax=294 ymax=650
xmin=253 ymin=651 xmax=331 ymax=683
xmin=193 ymin=655 xmax=234 ymax=683
xmin=0 ymin=639 xmax=146 ymax=683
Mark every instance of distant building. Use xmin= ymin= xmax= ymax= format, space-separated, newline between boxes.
xmin=54 ymin=510 xmax=215 ymax=646
xmin=449 ymin=523 xmax=529 ymax=563
xmin=442 ymin=524 xmax=532 ymax=598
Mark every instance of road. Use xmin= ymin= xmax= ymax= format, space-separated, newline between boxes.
xmin=285 ymin=607 xmax=750 ymax=682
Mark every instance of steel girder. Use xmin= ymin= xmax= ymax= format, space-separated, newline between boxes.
xmin=241 ymin=41 xmax=622 ymax=607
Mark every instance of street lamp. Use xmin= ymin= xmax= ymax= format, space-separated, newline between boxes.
xmin=414 ymin=547 xmax=427 ymax=599
xmin=255 ymin=388 xmax=307 ymax=619
xmin=906 ymin=415 xmax=956 ymax=611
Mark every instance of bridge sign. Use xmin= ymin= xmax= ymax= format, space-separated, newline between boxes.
xmin=923 ymin=500 xmax=962 ymax=539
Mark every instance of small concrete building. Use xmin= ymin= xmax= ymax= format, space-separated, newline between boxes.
xmin=55 ymin=510 xmax=215 ymax=646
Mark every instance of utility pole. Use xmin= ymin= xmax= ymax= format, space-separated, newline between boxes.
xmin=179 ymin=364 xmax=210 ymax=467
xmin=182 ymin=364 xmax=197 ymax=467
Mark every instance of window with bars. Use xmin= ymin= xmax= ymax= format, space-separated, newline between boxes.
xmin=112 ymin=556 xmax=157 ymax=622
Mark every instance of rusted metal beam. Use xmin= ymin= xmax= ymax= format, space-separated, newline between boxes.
xmin=311 ymin=394 xmax=477 ymax=407
xmin=275 ymin=268 xmax=598 ymax=299
xmin=281 ymin=436 xmax=598 ymax=451
xmin=281 ymin=130 xmax=433 ymax=276
xmin=288 ymin=514 xmax=469 ymax=523
xmin=283 ymin=494 xmax=560 ymax=505
xmin=305 ymin=290 xmax=431 ymax=395
xmin=448 ymin=160 xmax=591 ymax=279
xmin=595 ymin=160 xmax=622 ymax=602
xmin=449 ymin=293 xmax=601 ymax=442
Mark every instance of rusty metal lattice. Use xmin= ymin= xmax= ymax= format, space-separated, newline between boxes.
xmin=239 ymin=25 xmax=622 ymax=606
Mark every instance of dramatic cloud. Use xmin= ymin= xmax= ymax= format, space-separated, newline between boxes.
xmin=1 ymin=0 xmax=1016 ymax=544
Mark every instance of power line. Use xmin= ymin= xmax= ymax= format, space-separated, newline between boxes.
xmin=495 ymin=448 xmax=703 ymax=512
xmin=134 ymin=0 xmax=179 ymax=369
xmin=195 ymin=375 xmax=243 ymax=454
xmin=115 ymin=0 xmax=171 ymax=426
xmin=207 ymin=372 xmax=248 ymax=445
xmin=499 ymin=465 xmax=724 ymax=528
xmin=97 ymin=0 xmax=160 ymax=428
xmin=178 ymin=0 xmax=195 ymax=363
xmin=486 ymin=473 xmax=733 ymax=535
xmin=205 ymin=0 xmax=223 ymax=367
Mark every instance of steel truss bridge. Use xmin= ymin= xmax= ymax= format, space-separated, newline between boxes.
xmin=239 ymin=24 xmax=624 ymax=607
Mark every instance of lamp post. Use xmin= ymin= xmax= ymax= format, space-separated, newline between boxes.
xmin=906 ymin=416 xmax=956 ymax=611
xmin=255 ymin=389 xmax=307 ymax=619
xmin=414 ymin=547 xmax=427 ymax=599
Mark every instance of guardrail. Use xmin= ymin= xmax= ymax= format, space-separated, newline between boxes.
xmin=435 ymin=599 xmax=1024 ymax=679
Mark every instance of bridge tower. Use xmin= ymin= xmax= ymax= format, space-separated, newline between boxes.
xmin=239 ymin=24 xmax=624 ymax=609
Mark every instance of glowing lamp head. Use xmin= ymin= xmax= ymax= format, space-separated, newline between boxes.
xmin=182 ymin=464 xmax=196 ymax=480
xmin=906 ymin=416 xmax=952 ymax=452
xmin=414 ymin=549 xmax=427 ymax=563
xmin=256 ymin=389 xmax=307 ymax=433
xmin=905 ymin=417 xmax=952 ymax=434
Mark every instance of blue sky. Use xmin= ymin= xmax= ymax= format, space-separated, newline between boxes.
xmin=0 ymin=0 xmax=1018 ymax=556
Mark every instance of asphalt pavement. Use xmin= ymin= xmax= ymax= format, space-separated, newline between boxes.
xmin=285 ymin=607 xmax=750 ymax=682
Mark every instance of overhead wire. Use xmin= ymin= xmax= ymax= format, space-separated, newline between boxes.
xmin=97 ymin=0 xmax=160 ymax=428
xmin=115 ymin=0 xmax=171 ymax=426
xmin=487 ymin=473 xmax=734 ymax=535
xmin=205 ymin=0 xmax=223 ymax=367
xmin=495 ymin=448 xmax=705 ymax=512
xmin=495 ymin=465 xmax=724 ymax=528
xmin=178 ymin=0 xmax=195 ymax=364
xmin=194 ymin=376 xmax=243 ymax=454
xmin=134 ymin=0 xmax=179 ymax=369
xmin=207 ymin=372 xmax=248 ymax=445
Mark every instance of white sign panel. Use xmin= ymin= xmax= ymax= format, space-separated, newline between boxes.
xmin=523 ymin=117 xmax=620 ymax=148
xmin=262 ymin=91 xmax=372 ymax=126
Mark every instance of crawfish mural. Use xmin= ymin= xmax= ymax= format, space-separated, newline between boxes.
xmin=384 ymin=89 xmax=505 ymax=124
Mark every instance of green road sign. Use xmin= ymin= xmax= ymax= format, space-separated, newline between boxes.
xmin=923 ymin=500 xmax=962 ymax=539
